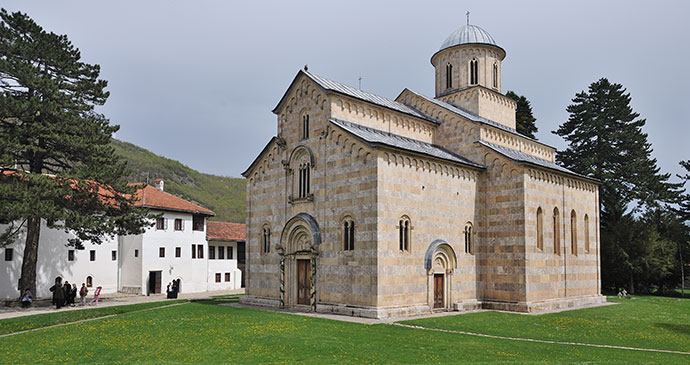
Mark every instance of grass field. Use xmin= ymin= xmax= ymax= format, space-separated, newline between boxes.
xmin=0 ymin=296 xmax=688 ymax=363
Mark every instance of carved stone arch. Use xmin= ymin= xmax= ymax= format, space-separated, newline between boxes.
xmin=405 ymin=157 xmax=411 ymax=167
xmin=424 ymin=239 xmax=458 ymax=309
xmin=289 ymin=145 xmax=316 ymax=167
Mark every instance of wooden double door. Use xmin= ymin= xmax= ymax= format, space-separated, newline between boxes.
xmin=296 ymin=259 xmax=310 ymax=305
xmin=433 ymin=274 xmax=444 ymax=308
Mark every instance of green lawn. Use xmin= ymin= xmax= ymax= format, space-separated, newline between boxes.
xmin=0 ymin=299 xmax=185 ymax=335
xmin=0 ymin=297 xmax=688 ymax=363
xmin=404 ymin=295 xmax=690 ymax=353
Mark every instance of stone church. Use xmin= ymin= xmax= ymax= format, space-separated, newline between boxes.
xmin=241 ymin=23 xmax=605 ymax=318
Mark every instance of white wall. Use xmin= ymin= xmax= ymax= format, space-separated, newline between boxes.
xmin=207 ymin=240 xmax=242 ymax=290
xmin=0 ymin=221 xmax=119 ymax=300
xmin=119 ymin=234 xmax=143 ymax=289
xmin=139 ymin=211 xmax=209 ymax=295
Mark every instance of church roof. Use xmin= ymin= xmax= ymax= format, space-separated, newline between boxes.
xmin=440 ymin=24 xmax=499 ymax=51
xmin=401 ymin=89 xmax=556 ymax=149
xmin=273 ymin=70 xmax=439 ymax=125
xmin=330 ymin=118 xmax=483 ymax=169
xmin=477 ymin=141 xmax=598 ymax=183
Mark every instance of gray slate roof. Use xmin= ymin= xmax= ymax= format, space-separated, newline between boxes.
xmin=331 ymin=118 xmax=483 ymax=169
xmin=478 ymin=141 xmax=597 ymax=182
xmin=273 ymin=70 xmax=438 ymax=124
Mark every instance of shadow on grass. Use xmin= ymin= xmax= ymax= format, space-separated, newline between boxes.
xmin=655 ymin=323 xmax=690 ymax=335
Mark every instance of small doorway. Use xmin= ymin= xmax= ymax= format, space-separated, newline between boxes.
xmin=434 ymin=274 xmax=444 ymax=308
xmin=148 ymin=271 xmax=162 ymax=294
xmin=296 ymin=259 xmax=310 ymax=305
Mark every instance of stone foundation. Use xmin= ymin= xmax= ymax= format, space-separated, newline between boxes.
xmin=481 ymin=294 xmax=607 ymax=313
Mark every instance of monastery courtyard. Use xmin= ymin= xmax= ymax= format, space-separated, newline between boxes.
xmin=0 ymin=294 xmax=688 ymax=363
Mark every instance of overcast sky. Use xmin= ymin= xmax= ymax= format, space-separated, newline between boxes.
xmin=4 ymin=0 xmax=689 ymax=181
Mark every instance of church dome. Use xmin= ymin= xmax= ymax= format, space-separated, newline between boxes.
xmin=439 ymin=24 xmax=498 ymax=51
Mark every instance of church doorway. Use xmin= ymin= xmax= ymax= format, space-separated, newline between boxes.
xmin=434 ymin=274 xmax=444 ymax=308
xmin=297 ymin=259 xmax=310 ymax=305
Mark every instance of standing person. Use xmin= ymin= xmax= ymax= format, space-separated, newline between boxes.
xmin=70 ymin=283 xmax=77 ymax=307
xmin=63 ymin=281 xmax=71 ymax=306
xmin=50 ymin=278 xmax=64 ymax=309
xmin=79 ymin=283 xmax=88 ymax=306
xmin=20 ymin=288 xmax=33 ymax=308
xmin=172 ymin=279 xmax=179 ymax=299
xmin=166 ymin=282 xmax=172 ymax=299
xmin=89 ymin=286 xmax=101 ymax=305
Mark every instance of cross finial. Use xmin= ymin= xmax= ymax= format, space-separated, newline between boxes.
xmin=304 ymin=64 xmax=308 ymax=71
xmin=466 ymin=11 xmax=470 ymax=25
xmin=358 ymin=76 xmax=362 ymax=90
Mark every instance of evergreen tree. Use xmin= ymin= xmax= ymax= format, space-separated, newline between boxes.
xmin=553 ymin=78 xmax=681 ymax=292
xmin=506 ymin=90 xmax=538 ymax=139
xmin=0 ymin=9 xmax=154 ymax=298
xmin=677 ymin=160 xmax=690 ymax=223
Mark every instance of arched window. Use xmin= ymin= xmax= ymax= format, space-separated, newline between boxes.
xmin=86 ymin=276 xmax=93 ymax=287
xmin=302 ymin=114 xmax=310 ymax=140
xmin=536 ymin=207 xmax=543 ymax=251
xmin=398 ymin=216 xmax=411 ymax=252
xmin=262 ymin=225 xmax=271 ymax=254
xmin=492 ymin=62 xmax=498 ymax=88
xmin=570 ymin=210 xmax=577 ymax=255
xmin=584 ymin=214 xmax=590 ymax=254
xmin=445 ymin=63 xmax=453 ymax=89
xmin=464 ymin=223 xmax=473 ymax=254
xmin=298 ymin=162 xmax=310 ymax=198
xmin=343 ymin=217 xmax=355 ymax=251
xmin=553 ymin=207 xmax=560 ymax=255
xmin=470 ymin=58 xmax=478 ymax=85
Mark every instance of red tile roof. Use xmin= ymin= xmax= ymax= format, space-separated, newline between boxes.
xmin=133 ymin=184 xmax=215 ymax=216
xmin=207 ymin=221 xmax=246 ymax=241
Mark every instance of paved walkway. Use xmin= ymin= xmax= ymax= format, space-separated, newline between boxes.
xmin=0 ymin=288 xmax=244 ymax=320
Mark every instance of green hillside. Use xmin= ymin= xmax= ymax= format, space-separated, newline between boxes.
xmin=111 ymin=139 xmax=245 ymax=223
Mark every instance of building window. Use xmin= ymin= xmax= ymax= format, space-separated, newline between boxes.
xmin=134 ymin=249 xmax=139 ymax=258
xmin=225 ymin=273 xmax=230 ymax=282
xmin=175 ymin=247 xmax=181 ymax=258
xmin=215 ymin=273 xmax=221 ymax=283
xmin=398 ymin=216 xmax=410 ymax=252
xmin=197 ymin=244 xmax=204 ymax=259
xmin=553 ymin=207 xmax=561 ymax=255
xmin=584 ymin=214 xmax=590 ymax=254
xmin=174 ymin=218 xmax=183 ymax=231
xmin=159 ymin=247 xmax=165 ymax=258
xmin=470 ymin=58 xmax=478 ymax=85
xmin=68 ymin=249 xmax=75 ymax=261
xmin=156 ymin=218 xmax=166 ymax=230
xmin=536 ymin=207 xmax=544 ymax=251
xmin=492 ymin=62 xmax=498 ymax=88
xmin=90 ymin=250 xmax=96 ymax=261
xmin=4 ymin=248 xmax=13 ymax=261
xmin=209 ymin=246 xmax=216 ymax=260
xmin=192 ymin=244 xmax=196 ymax=259
xmin=446 ymin=63 xmax=453 ymax=89
xmin=343 ymin=217 xmax=355 ymax=251
xmin=302 ymin=114 xmax=310 ymax=140
xmin=111 ymin=251 xmax=117 ymax=261
xmin=192 ymin=215 xmax=204 ymax=231
xmin=86 ymin=276 xmax=93 ymax=287
xmin=298 ymin=163 xmax=311 ymax=198
xmin=571 ymin=210 xmax=577 ymax=255
xmin=217 ymin=245 xmax=224 ymax=259
xmin=262 ymin=226 xmax=271 ymax=254
xmin=464 ymin=223 xmax=473 ymax=254
xmin=228 ymin=246 xmax=233 ymax=260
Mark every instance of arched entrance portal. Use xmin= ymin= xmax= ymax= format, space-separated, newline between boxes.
xmin=424 ymin=240 xmax=458 ymax=310
xmin=278 ymin=213 xmax=321 ymax=310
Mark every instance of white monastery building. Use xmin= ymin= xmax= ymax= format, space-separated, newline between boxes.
xmin=0 ymin=180 xmax=245 ymax=300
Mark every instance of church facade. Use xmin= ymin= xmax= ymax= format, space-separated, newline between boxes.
xmin=240 ymin=23 xmax=605 ymax=318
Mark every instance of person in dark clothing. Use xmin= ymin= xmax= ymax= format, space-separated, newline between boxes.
xmin=70 ymin=283 xmax=77 ymax=306
xmin=49 ymin=278 xmax=64 ymax=309
xmin=172 ymin=279 xmax=179 ymax=299
xmin=63 ymin=281 xmax=71 ymax=306
xmin=166 ymin=282 xmax=173 ymax=299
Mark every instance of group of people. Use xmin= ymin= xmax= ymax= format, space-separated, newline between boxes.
xmin=166 ymin=279 xmax=180 ymax=299
xmin=48 ymin=277 xmax=101 ymax=309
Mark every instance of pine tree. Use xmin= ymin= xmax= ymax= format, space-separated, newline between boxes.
xmin=0 ymin=9 xmax=154 ymax=299
xmin=506 ymin=90 xmax=538 ymax=139
xmin=554 ymin=78 xmax=682 ymax=292
xmin=677 ymin=160 xmax=690 ymax=223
